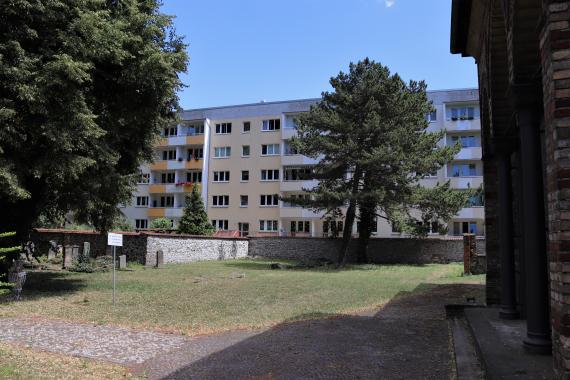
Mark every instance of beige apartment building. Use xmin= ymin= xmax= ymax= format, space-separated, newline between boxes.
xmin=121 ymin=88 xmax=484 ymax=237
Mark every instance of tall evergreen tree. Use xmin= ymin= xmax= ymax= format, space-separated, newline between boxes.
xmin=178 ymin=185 xmax=214 ymax=235
xmin=0 ymin=0 xmax=188 ymax=243
xmin=292 ymin=58 xmax=469 ymax=264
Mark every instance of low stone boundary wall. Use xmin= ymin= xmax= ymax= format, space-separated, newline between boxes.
xmin=249 ymin=236 xmax=473 ymax=264
xmin=145 ymin=234 xmax=248 ymax=265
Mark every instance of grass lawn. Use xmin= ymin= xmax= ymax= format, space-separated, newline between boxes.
xmin=0 ymin=259 xmax=484 ymax=336
xmin=0 ymin=342 xmax=134 ymax=380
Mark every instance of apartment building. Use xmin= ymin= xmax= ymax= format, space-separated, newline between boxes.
xmin=121 ymin=88 xmax=484 ymax=237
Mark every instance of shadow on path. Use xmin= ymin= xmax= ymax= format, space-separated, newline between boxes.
xmin=142 ymin=283 xmax=484 ymax=380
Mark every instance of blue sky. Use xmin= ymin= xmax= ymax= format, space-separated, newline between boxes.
xmin=160 ymin=0 xmax=478 ymax=110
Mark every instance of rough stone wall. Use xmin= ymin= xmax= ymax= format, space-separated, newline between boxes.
xmin=539 ymin=0 xmax=570 ymax=376
xmin=248 ymin=237 xmax=467 ymax=265
xmin=31 ymin=229 xmax=148 ymax=264
xmin=145 ymin=234 xmax=248 ymax=266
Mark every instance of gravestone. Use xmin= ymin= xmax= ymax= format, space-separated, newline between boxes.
xmin=63 ymin=245 xmax=80 ymax=269
xmin=8 ymin=260 xmax=26 ymax=301
xmin=119 ymin=255 xmax=127 ymax=270
xmin=83 ymin=242 xmax=90 ymax=258
xmin=156 ymin=250 xmax=164 ymax=268
xmin=47 ymin=240 xmax=57 ymax=260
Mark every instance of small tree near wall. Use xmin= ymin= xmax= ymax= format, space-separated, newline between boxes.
xmin=178 ymin=185 xmax=215 ymax=236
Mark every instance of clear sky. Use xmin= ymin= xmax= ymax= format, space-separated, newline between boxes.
xmin=160 ymin=0 xmax=478 ymax=110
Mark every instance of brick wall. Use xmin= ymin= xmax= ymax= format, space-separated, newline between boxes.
xmin=539 ymin=0 xmax=570 ymax=376
xmin=249 ymin=236 xmax=471 ymax=265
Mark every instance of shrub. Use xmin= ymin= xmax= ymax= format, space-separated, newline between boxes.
xmin=150 ymin=218 xmax=172 ymax=229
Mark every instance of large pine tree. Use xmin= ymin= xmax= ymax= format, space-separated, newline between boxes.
xmin=0 ymin=0 xmax=188 ymax=242
xmin=178 ymin=185 xmax=214 ymax=236
xmin=292 ymin=58 xmax=469 ymax=264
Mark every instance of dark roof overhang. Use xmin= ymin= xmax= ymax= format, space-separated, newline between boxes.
xmin=450 ymin=0 xmax=473 ymax=56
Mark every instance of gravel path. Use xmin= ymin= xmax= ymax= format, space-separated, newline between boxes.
xmin=0 ymin=283 xmax=483 ymax=379
xmin=0 ymin=318 xmax=188 ymax=364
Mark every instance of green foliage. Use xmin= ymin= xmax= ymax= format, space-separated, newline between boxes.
xmin=178 ymin=185 xmax=215 ymax=235
xmin=292 ymin=58 xmax=469 ymax=262
xmin=111 ymin=214 xmax=133 ymax=232
xmin=150 ymin=218 xmax=173 ymax=230
xmin=0 ymin=231 xmax=19 ymax=283
xmin=0 ymin=0 xmax=188 ymax=239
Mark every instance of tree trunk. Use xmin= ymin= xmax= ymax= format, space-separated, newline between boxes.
xmin=356 ymin=205 xmax=374 ymax=263
xmin=338 ymin=167 xmax=362 ymax=266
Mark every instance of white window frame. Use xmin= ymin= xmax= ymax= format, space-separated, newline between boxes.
xmin=214 ymin=146 xmax=231 ymax=158
xmin=260 ymin=194 xmax=279 ymax=207
xmin=212 ymin=195 xmax=229 ymax=207
xmin=212 ymin=219 xmax=229 ymax=231
xmin=262 ymin=119 xmax=281 ymax=131
xmin=240 ymin=195 xmax=248 ymax=207
xmin=135 ymin=196 xmax=148 ymax=207
xmin=242 ymin=145 xmax=250 ymax=157
xmin=241 ymin=170 xmax=249 ymax=182
xmin=259 ymin=220 xmax=278 ymax=232
xmin=213 ymin=171 xmax=230 ymax=183
xmin=242 ymin=121 xmax=251 ymax=133
xmin=261 ymin=144 xmax=280 ymax=156
xmin=215 ymin=122 xmax=232 ymax=134
xmin=135 ymin=219 xmax=148 ymax=229
xmin=261 ymin=169 xmax=280 ymax=181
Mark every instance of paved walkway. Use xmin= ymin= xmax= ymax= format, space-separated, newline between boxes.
xmin=0 ymin=284 xmax=483 ymax=379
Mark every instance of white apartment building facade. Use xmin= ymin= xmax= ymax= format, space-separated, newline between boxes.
xmin=121 ymin=88 xmax=484 ymax=237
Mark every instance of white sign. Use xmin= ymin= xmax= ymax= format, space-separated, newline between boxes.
xmin=107 ymin=233 xmax=123 ymax=247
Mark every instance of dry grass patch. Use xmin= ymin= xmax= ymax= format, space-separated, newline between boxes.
xmin=0 ymin=259 xmax=484 ymax=336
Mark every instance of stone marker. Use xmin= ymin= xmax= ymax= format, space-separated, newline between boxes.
xmin=47 ymin=240 xmax=57 ymax=260
xmin=119 ymin=255 xmax=127 ymax=270
xmin=83 ymin=242 xmax=90 ymax=258
xmin=156 ymin=250 xmax=164 ymax=268
xmin=63 ymin=245 xmax=73 ymax=269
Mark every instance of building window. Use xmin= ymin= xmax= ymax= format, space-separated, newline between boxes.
xmin=137 ymin=173 xmax=150 ymax=184
xmin=282 ymin=193 xmax=311 ymax=207
xmin=188 ymin=123 xmax=204 ymax=135
xmin=162 ymin=150 xmax=176 ymax=161
xmin=260 ymin=220 xmax=278 ymax=232
xmin=260 ymin=194 xmax=279 ymax=207
xmin=451 ymin=163 xmax=478 ymax=177
xmin=260 ymin=169 xmax=280 ymax=181
xmin=453 ymin=221 xmax=478 ymax=236
xmin=450 ymin=107 xmax=475 ymax=121
xmin=212 ymin=195 xmax=229 ymax=207
xmin=242 ymin=145 xmax=250 ymax=157
xmin=262 ymin=119 xmax=281 ymax=131
xmin=241 ymin=170 xmax=249 ymax=182
xmin=323 ymin=221 xmax=343 ymax=236
xmin=213 ymin=171 xmax=230 ymax=182
xmin=136 ymin=196 xmax=148 ymax=207
xmin=135 ymin=219 xmax=148 ymax=229
xmin=240 ymin=195 xmax=248 ymax=207
xmin=291 ymin=221 xmax=310 ymax=233
xmin=187 ymin=148 xmax=204 ymax=160
xmin=284 ymin=140 xmax=298 ymax=155
xmin=238 ymin=222 xmax=249 ymax=237
xmin=261 ymin=144 xmax=280 ymax=156
xmin=214 ymin=146 xmax=231 ymax=158
xmin=159 ymin=196 xmax=174 ymax=208
xmin=212 ymin=219 xmax=229 ymax=231
xmin=162 ymin=126 xmax=177 ymax=137
xmin=187 ymin=171 xmax=202 ymax=183
xmin=451 ymin=135 xmax=478 ymax=148
xmin=243 ymin=121 xmax=251 ymax=133
xmin=284 ymin=166 xmax=313 ymax=181
xmin=215 ymin=123 xmax=232 ymax=134
xmin=161 ymin=172 xmax=176 ymax=184
xmin=426 ymin=111 xmax=437 ymax=122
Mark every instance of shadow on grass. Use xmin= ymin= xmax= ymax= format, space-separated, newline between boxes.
xmin=222 ymin=259 xmax=428 ymax=272
xmin=0 ymin=271 xmax=87 ymax=304
xmin=144 ymin=282 xmax=485 ymax=380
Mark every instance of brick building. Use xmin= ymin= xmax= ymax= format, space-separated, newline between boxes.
xmin=450 ymin=0 xmax=570 ymax=376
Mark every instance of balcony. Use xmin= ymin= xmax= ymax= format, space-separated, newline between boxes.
xmin=149 ymin=183 xmax=201 ymax=194
xmin=447 ymin=176 xmax=483 ymax=189
xmin=147 ymin=207 xmax=183 ymax=218
xmin=280 ymin=207 xmax=324 ymax=219
xmin=149 ymin=159 xmax=203 ymax=171
xmin=281 ymin=155 xmax=319 ymax=166
xmin=455 ymin=147 xmax=482 ymax=160
xmin=280 ymin=180 xmax=318 ymax=192
xmin=156 ymin=135 xmax=205 ymax=147
xmin=445 ymin=118 xmax=481 ymax=132
xmin=455 ymin=207 xmax=485 ymax=220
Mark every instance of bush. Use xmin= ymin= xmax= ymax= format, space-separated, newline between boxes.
xmin=150 ymin=218 xmax=172 ymax=229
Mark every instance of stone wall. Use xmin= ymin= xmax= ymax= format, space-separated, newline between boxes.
xmin=145 ymin=234 xmax=248 ymax=266
xmin=249 ymin=236 xmax=470 ymax=264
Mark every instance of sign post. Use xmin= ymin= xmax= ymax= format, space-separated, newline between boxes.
xmin=107 ymin=233 xmax=123 ymax=306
